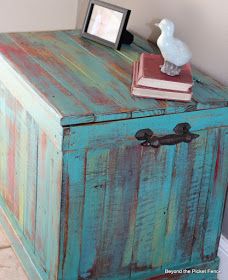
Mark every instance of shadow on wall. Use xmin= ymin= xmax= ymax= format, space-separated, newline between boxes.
xmin=146 ymin=19 xmax=161 ymax=43
xmin=77 ymin=0 xmax=90 ymax=29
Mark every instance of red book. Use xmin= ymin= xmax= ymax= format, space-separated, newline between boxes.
xmin=137 ymin=53 xmax=193 ymax=92
xmin=131 ymin=61 xmax=192 ymax=102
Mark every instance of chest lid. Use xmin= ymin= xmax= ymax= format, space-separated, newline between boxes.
xmin=0 ymin=30 xmax=227 ymax=126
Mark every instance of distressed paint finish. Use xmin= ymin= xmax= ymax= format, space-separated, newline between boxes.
xmin=59 ymin=115 xmax=227 ymax=279
xmin=0 ymin=31 xmax=227 ymax=126
xmin=35 ymin=130 xmax=63 ymax=278
xmin=0 ymin=83 xmax=32 ymax=225
xmin=0 ymin=80 xmax=63 ymax=279
xmin=202 ymin=128 xmax=228 ymax=259
xmin=0 ymin=30 xmax=227 ymax=280
xmin=79 ymin=146 xmax=142 ymax=279
xmin=23 ymin=114 xmax=39 ymax=244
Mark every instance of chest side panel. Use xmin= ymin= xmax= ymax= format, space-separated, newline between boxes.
xmin=59 ymin=109 xmax=228 ymax=279
xmin=201 ymin=128 xmax=228 ymax=259
xmin=0 ymin=80 xmax=63 ymax=279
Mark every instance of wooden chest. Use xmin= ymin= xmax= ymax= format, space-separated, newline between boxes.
xmin=0 ymin=31 xmax=227 ymax=280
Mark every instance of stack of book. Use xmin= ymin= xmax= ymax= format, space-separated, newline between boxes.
xmin=131 ymin=53 xmax=193 ymax=102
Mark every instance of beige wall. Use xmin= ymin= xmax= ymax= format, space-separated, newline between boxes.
xmin=77 ymin=0 xmax=228 ymax=86
xmin=0 ymin=0 xmax=78 ymax=33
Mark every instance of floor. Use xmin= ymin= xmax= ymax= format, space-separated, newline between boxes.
xmin=0 ymin=224 xmax=28 ymax=280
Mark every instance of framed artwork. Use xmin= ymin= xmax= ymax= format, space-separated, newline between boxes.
xmin=81 ymin=0 xmax=131 ymax=50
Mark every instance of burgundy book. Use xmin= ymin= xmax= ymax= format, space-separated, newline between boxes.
xmin=131 ymin=61 xmax=192 ymax=102
xmin=137 ymin=53 xmax=193 ymax=92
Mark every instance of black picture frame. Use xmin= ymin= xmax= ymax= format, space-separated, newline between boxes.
xmin=81 ymin=0 xmax=131 ymax=50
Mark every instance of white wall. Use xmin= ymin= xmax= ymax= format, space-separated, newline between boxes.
xmin=77 ymin=0 xmax=228 ymax=86
xmin=218 ymin=236 xmax=228 ymax=280
xmin=0 ymin=0 xmax=78 ymax=33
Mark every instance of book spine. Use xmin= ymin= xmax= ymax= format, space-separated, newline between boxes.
xmin=131 ymin=62 xmax=137 ymax=93
xmin=137 ymin=53 xmax=144 ymax=81
xmin=132 ymin=93 xmax=192 ymax=102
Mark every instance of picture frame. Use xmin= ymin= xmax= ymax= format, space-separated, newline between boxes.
xmin=81 ymin=0 xmax=131 ymax=50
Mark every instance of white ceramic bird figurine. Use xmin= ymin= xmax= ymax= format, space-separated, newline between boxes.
xmin=155 ymin=19 xmax=192 ymax=76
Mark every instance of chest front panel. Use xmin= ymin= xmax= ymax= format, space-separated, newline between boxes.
xmin=59 ymin=110 xmax=228 ymax=280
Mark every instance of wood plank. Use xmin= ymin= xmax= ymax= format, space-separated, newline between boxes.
xmin=161 ymin=130 xmax=212 ymax=267
xmin=171 ymin=131 xmax=207 ymax=264
xmin=9 ymin=32 xmax=121 ymax=115
xmin=67 ymin=107 xmax=228 ymax=151
xmin=131 ymin=145 xmax=176 ymax=271
xmin=0 ymin=34 xmax=86 ymax=123
xmin=66 ymin=30 xmax=149 ymax=64
xmin=35 ymin=130 xmax=62 ymax=279
xmin=35 ymin=131 xmax=50 ymax=267
xmin=202 ymin=128 xmax=228 ymax=259
xmin=159 ymin=142 xmax=189 ymax=265
xmin=58 ymin=141 xmax=86 ymax=279
xmin=16 ymin=111 xmax=28 ymax=229
xmin=92 ymin=145 xmax=142 ymax=278
xmin=0 ymin=87 xmax=8 ymax=198
xmin=23 ymin=114 xmax=39 ymax=245
xmin=0 ymin=86 xmax=24 ymax=221
xmin=0 ymin=86 xmax=12 ymax=210
xmin=191 ymin=128 xmax=219 ymax=261
xmin=63 ymin=31 xmax=134 ymax=83
xmin=46 ymin=142 xmax=62 ymax=278
xmin=10 ymin=31 xmax=136 ymax=113
xmin=79 ymin=148 xmax=110 ymax=279
xmin=6 ymin=100 xmax=38 ymax=231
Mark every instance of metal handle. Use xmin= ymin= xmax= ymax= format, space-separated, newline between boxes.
xmin=135 ymin=123 xmax=199 ymax=148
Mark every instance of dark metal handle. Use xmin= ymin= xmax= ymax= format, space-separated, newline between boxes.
xmin=135 ymin=123 xmax=199 ymax=148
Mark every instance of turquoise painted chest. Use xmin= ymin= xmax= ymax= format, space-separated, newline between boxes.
xmin=0 ymin=31 xmax=227 ymax=280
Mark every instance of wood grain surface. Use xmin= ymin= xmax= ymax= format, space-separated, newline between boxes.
xmin=0 ymin=30 xmax=227 ymax=126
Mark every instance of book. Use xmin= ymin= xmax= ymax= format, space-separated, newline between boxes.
xmin=137 ymin=53 xmax=193 ymax=92
xmin=131 ymin=61 xmax=192 ymax=102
